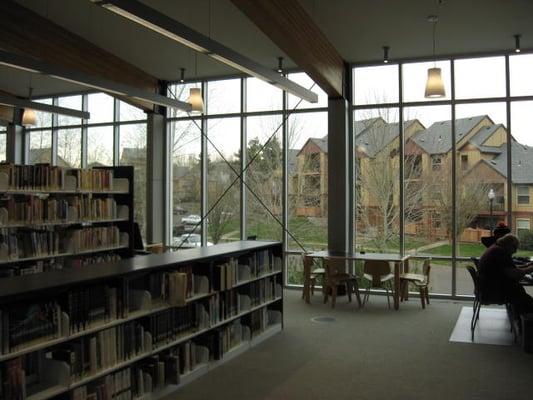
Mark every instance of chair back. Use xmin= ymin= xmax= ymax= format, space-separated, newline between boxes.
xmin=363 ymin=260 xmax=391 ymax=287
xmin=323 ymin=258 xmax=346 ymax=280
xmin=303 ymin=254 xmax=314 ymax=278
xmin=466 ymin=265 xmax=480 ymax=300
xmin=422 ymin=259 xmax=431 ymax=285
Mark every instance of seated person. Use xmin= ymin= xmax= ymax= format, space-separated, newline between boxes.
xmin=478 ymin=234 xmax=533 ymax=314
xmin=481 ymin=222 xmax=511 ymax=248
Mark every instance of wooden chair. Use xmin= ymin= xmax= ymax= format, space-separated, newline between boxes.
xmin=400 ymin=259 xmax=431 ymax=309
xmin=322 ymin=258 xmax=361 ymax=308
xmin=361 ymin=260 xmax=394 ymax=308
xmin=302 ymin=254 xmax=325 ymax=303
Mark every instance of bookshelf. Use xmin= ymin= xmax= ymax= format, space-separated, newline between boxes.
xmin=0 ymin=240 xmax=283 ymax=400
xmin=0 ymin=164 xmax=135 ymax=277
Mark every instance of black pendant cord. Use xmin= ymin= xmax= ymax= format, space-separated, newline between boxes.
xmin=168 ymin=83 xmax=317 ymax=253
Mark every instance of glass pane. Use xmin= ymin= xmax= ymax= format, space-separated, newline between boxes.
xmin=403 ymin=105 xmax=452 ymax=295
xmin=510 ymin=54 xmax=533 ymax=97
xmin=88 ymin=126 xmax=114 ymax=166
xmin=120 ymin=123 xmax=147 ymax=238
xmin=119 ymin=100 xmax=145 ymax=121
xmin=168 ymin=83 xmax=200 ymax=118
xmin=287 ymin=72 xmax=327 ymax=110
xmin=29 ymin=130 xmax=51 ymax=164
xmin=287 ymin=111 xmax=328 ymax=249
xmin=511 ymin=101 xmax=533 ymax=254
xmin=88 ymin=93 xmax=114 ymax=124
xmin=455 ymin=103 xmax=508 ymax=295
xmin=207 ymin=79 xmax=240 ymax=115
xmin=246 ymin=77 xmax=282 ymax=112
xmin=353 ymin=65 xmax=399 ymax=105
xmin=207 ymin=117 xmax=241 ymax=244
xmin=57 ymin=95 xmax=82 ymax=126
xmin=354 ymin=108 xmax=399 ymax=253
xmin=33 ymin=98 xmax=53 ymax=128
xmin=0 ymin=132 xmax=6 ymax=162
xmin=454 ymin=56 xmax=506 ymax=99
xmin=245 ymin=115 xmax=283 ymax=241
xmin=57 ymin=128 xmax=81 ymax=168
xmin=171 ymin=119 xmax=202 ymax=245
xmin=402 ymin=60 xmax=451 ymax=102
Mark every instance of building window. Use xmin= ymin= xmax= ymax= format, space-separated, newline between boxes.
xmin=461 ymin=154 xmax=468 ymax=171
xmin=517 ymin=185 xmax=530 ymax=205
xmin=431 ymin=155 xmax=442 ymax=171
xmin=517 ymin=219 xmax=530 ymax=235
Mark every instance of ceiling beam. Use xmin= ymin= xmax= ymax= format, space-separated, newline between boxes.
xmin=0 ymin=49 xmax=192 ymax=112
xmin=0 ymin=0 xmax=160 ymax=111
xmin=91 ymin=0 xmax=318 ymax=103
xmin=230 ymin=0 xmax=345 ymax=98
xmin=0 ymin=93 xmax=90 ymax=120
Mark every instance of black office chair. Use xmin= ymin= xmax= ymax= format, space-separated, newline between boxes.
xmin=466 ymin=264 xmax=517 ymax=342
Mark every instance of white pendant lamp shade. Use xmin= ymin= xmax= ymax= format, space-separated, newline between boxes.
xmin=187 ymin=88 xmax=204 ymax=113
xmin=424 ymin=67 xmax=445 ymax=98
xmin=22 ymin=108 xmax=36 ymax=126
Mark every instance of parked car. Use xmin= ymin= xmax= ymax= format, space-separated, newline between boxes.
xmin=181 ymin=214 xmax=201 ymax=225
xmin=173 ymin=234 xmax=213 ymax=248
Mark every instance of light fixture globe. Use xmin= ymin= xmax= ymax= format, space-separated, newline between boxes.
xmin=22 ymin=108 xmax=36 ymax=126
xmin=424 ymin=67 xmax=445 ymax=98
xmin=187 ymin=88 xmax=204 ymax=113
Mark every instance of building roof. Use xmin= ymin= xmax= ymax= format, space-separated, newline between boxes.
xmin=410 ymin=115 xmax=487 ymax=155
xmin=354 ymin=117 xmax=383 ymax=137
xmin=483 ymin=140 xmax=533 ymax=184
xmin=355 ymin=120 xmax=417 ymax=158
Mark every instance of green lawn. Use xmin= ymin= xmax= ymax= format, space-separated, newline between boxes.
xmin=424 ymin=242 xmax=533 ymax=259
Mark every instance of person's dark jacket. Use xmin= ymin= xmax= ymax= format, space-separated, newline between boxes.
xmin=478 ymin=244 xmax=523 ymax=303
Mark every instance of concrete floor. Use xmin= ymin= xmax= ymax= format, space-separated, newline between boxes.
xmin=164 ymin=290 xmax=533 ymax=400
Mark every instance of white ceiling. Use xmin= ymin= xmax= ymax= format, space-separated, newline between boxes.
xmin=4 ymin=0 xmax=533 ymax=97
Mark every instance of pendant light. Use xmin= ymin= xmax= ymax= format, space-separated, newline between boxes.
xmin=187 ymin=52 xmax=204 ymax=113
xmin=22 ymin=84 xmax=36 ymax=127
xmin=382 ymin=46 xmax=390 ymax=64
xmin=277 ymin=57 xmax=284 ymax=73
xmin=424 ymin=7 xmax=445 ymax=98
xmin=514 ymin=34 xmax=521 ymax=53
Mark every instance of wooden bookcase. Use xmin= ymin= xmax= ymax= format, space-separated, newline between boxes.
xmin=0 ymin=240 xmax=283 ymax=400
xmin=0 ymin=164 xmax=135 ymax=277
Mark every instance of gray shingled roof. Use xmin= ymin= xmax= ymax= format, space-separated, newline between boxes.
xmin=469 ymin=124 xmax=503 ymax=147
xmin=484 ymin=140 xmax=533 ymax=184
xmin=411 ymin=115 xmax=487 ymax=155
xmin=355 ymin=120 xmax=416 ymax=158
xmin=354 ymin=117 xmax=383 ymax=137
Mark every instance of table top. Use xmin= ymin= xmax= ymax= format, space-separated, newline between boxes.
xmin=308 ymin=250 xmax=410 ymax=262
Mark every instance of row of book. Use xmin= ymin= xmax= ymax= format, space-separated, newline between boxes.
xmin=0 ymin=229 xmax=61 ymax=260
xmin=0 ymin=163 xmax=119 ymax=193
xmin=213 ymin=251 xmax=283 ymax=291
xmin=0 ymin=311 xmax=281 ymax=399
xmin=64 ymin=226 xmax=122 ymax=253
xmin=72 ymin=369 xmax=132 ymax=400
xmin=0 ymin=197 xmax=123 ymax=226
xmin=48 ymin=321 xmax=152 ymax=382
xmin=0 ymin=226 xmax=125 ymax=260
xmin=0 ymin=302 xmax=62 ymax=354
xmin=0 ymin=253 xmax=122 ymax=279
xmin=0 ymin=163 xmax=67 ymax=191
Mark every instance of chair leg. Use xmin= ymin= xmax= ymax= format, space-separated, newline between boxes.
xmin=310 ymin=277 xmax=316 ymax=296
xmin=331 ymin=285 xmax=337 ymax=308
xmin=425 ymin=287 xmax=430 ymax=305
xmin=347 ymin=282 xmax=353 ymax=303
xmin=354 ymin=282 xmax=362 ymax=308
xmin=323 ymin=285 xmax=329 ymax=304
xmin=419 ymin=287 xmax=425 ymax=309
xmin=471 ymin=300 xmax=480 ymax=341
xmin=386 ymin=286 xmax=391 ymax=309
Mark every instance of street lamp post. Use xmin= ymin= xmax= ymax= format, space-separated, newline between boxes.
xmin=488 ymin=188 xmax=495 ymax=230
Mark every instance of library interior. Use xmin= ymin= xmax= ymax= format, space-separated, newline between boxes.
xmin=1 ymin=1 xmax=533 ymax=399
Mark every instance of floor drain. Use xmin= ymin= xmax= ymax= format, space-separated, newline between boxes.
xmin=311 ymin=316 xmax=336 ymax=323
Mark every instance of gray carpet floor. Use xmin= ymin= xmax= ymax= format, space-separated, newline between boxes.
xmin=164 ymin=290 xmax=533 ymax=400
